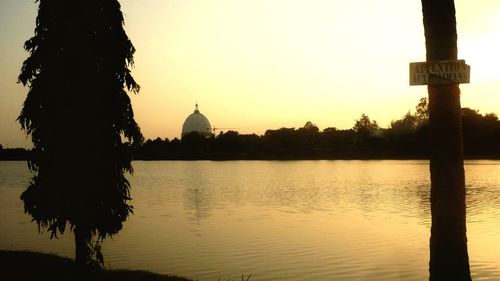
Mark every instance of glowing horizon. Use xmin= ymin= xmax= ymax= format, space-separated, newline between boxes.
xmin=0 ymin=0 xmax=499 ymax=147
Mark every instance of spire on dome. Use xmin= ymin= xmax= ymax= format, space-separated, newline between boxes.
xmin=194 ymin=102 xmax=199 ymax=113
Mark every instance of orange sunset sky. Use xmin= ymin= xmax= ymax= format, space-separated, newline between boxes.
xmin=1 ymin=0 xmax=499 ymax=148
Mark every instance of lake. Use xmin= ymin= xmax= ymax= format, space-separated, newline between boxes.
xmin=1 ymin=160 xmax=500 ymax=280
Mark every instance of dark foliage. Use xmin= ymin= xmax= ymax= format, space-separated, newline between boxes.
xmin=5 ymin=104 xmax=500 ymax=162
xmin=134 ymin=106 xmax=500 ymax=160
xmin=17 ymin=0 xmax=142 ymax=266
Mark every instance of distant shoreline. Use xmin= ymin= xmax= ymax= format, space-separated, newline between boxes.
xmin=4 ymin=105 xmax=500 ymax=162
xmin=2 ymin=148 xmax=499 ymax=162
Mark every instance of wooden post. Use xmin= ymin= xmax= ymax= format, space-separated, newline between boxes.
xmin=420 ymin=0 xmax=471 ymax=280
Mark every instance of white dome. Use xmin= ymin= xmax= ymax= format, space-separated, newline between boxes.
xmin=181 ymin=104 xmax=213 ymax=137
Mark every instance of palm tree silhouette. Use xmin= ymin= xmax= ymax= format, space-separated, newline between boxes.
xmin=421 ymin=0 xmax=471 ymax=280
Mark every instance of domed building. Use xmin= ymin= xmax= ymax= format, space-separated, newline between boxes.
xmin=181 ymin=103 xmax=213 ymax=137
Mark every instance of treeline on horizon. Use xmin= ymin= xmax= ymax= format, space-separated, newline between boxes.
xmin=137 ymin=98 xmax=500 ymax=160
xmin=2 ymin=98 xmax=500 ymax=160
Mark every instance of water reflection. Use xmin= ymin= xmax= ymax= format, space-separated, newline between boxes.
xmin=178 ymin=161 xmax=437 ymax=223
xmin=429 ymin=164 xmax=471 ymax=280
xmin=429 ymin=231 xmax=471 ymax=281
xmin=183 ymin=186 xmax=212 ymax=221
xmin=2 ymin=161 xmax=500 ymax=280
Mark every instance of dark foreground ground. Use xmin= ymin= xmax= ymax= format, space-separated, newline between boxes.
xmin=0 ymin=250 xmax=193 ymax=281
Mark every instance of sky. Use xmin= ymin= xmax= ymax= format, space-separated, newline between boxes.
xmin=1 ymin=0 xmax=499 ymax=148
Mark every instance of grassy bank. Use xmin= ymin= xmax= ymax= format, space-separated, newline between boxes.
xmin=0 ymin=250 xmax=193 ymax=281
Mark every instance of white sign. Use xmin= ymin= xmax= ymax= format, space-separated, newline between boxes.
xmin=409 ymin=60 xmax=470 ymax=86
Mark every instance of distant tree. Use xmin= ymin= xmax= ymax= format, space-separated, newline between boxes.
xmin=181 ymin=132 xmax=208 ymax=153
xmin=18 ymin=0 xmax=142 ymax=270
xmin=238 ymin=133 xmax=261 ymax=157
xmin=298 ymin=121 xmax=319 ymax=140
xmin=461 ymin=108 xmax=500 ymax=156
xmin=353 ymin=114 xmax=379 ymax=137
xmin=263 ymin=128 xmax=298 ymax=147
xmin=262 ymin=127 xmax=299 ymax=158
xmin=139 ymin=137 xmax=173 ymax=159
xmin=352 ymin=114 xmax=384 ymax=152
xmin=415 ymin=97 xmax=429 ymax=126
xmin=484 ymin=113 xmax=499 ymax=123
xmin=461 ymin=108 xmax=481 ymax=121
xmin=171 ymin=138 xmax=181 ymax=146
xmin=301 ymin=121 xmax=319 ymax=133
xmin=386 ymin=112 xmax=420 ymax=156
xmin=322 ymin=127 xmax=337 ymax=134
xmin=390 ymin=111 xmax=418 ymax=135
xmin=214 ymin=130 xmax=241 ymax=153
xmin=294 ymin=121 xmax=320 ymax=156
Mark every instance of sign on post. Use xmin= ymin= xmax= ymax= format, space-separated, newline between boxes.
xmin=409 ymin=59 xmax=470 ymax=86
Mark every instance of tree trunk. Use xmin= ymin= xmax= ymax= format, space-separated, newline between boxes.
xmin=421 ymin=0 xmax=471 ymax=280
xmin=428 ymin=84 xmax=470 ymax=281
xmin=74 ymin=226 xmax=92 ymax=270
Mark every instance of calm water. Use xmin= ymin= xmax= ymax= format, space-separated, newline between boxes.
xmin=1 ymin=160 xmax=500 ymax=280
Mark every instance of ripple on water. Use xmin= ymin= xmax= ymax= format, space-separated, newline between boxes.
xmin=2 ymin=161 xmax=500 ymax=281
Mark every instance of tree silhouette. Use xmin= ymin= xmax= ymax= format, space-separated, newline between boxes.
xmin=18 ymin=0 xmax=142 ymax=270
xmin=415 ymin=97 xmax=429 ymax=126
xmin=421 ymin=0 xmax=471 ymax=279
xmin=390 ymin=111 xmax=418 ymax=134
xmin=353 ymin=114 xmax=379 ymax=135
